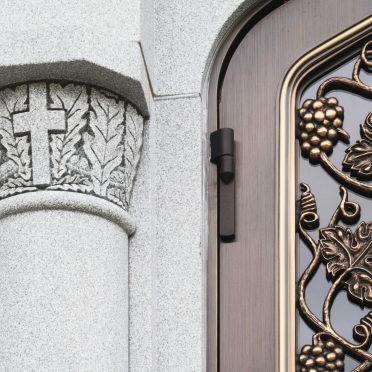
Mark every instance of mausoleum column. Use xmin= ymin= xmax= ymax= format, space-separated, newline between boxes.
xmin=0 ymin=81 xmax=144 ymax=371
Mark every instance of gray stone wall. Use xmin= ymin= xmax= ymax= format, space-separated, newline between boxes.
xmin=0 ymin=0 xmax=263 ymax=371
xmin=132 ymin=1 xmax=260 ymax=371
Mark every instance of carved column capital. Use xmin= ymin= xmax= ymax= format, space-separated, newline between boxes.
xmin=0 ymin=81 xmax=144 ymax=211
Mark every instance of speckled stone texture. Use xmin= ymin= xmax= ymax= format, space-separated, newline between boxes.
xmin=128 ymin=124 xmax=153 ymax=372
xmin=134 ymin=2 xmax=265 ymax=369
xmin=0 ymin=209 xmax=129 ymax=371
xmin=0 ymin=0 xmax=265 ymax=371
xmin=141 ymin=0 xmax=258 ymax=95
xmin=0 ymin=0 xmax=150 ymax=115
xmin=129 ymin=97 xmax=204 ymax=372
xmin=151 ymin=97 xmax=203 ymax=371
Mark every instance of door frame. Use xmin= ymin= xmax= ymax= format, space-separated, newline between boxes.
xmin=206 ymin=2 xmax=372 ymax=371
xmin=206 ymin=1 xmax=284 ymax=371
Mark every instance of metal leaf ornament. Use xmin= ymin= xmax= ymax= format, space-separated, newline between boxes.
xmin=343 ymin=112 xmax=372 ymax=179
xmin=319 ymin=222 xmax=372 ymax=305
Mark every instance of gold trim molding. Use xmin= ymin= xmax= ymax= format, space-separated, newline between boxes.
xmin=277 ymin=16 xmax=372 ymax=372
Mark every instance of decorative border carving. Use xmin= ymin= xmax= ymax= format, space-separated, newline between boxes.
xmin=0 ymin=81 xmax=144 ymax=211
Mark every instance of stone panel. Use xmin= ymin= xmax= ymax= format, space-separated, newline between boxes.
xmin=153 ymin=97 xmax=204 ymax=371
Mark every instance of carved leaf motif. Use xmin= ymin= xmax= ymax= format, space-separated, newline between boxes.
xmin=48 ymin=174 xmax=92 ymax=193
xmin=107 ymin=104 xmax=144 ymax=208
xmin=0 ymin=160 xmax=17 ymax=184
xmin=319 ymin=222 xmax=372 ymax=305
xmin=343 ymin=113 xmax=372 ymax=179
xmin=0 ymin=85 xmax=31 ymax=181
xmin=0 ymin=82 xmax=144 ymax=210
xmin=83 ymin=89 xmax=125 ymax=196
xmin=123 ymin=104 xmax=143 ymax=205
xmin=49 ymin=83 xmax=89 ymax=182
xmin=0 ymin=177 xmax=36 ymax=199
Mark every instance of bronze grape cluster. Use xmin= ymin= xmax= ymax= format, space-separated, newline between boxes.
xmin=297 ymin=97 xmax=349 ymax=163
xmin=298 ymin=336 xmax=345 ymax=371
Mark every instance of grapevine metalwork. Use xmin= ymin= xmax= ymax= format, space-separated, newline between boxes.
xmin=298 ymin=41 xmax=372 ymax=196
xmin=297 ymin=41 xmax=372 ymax=371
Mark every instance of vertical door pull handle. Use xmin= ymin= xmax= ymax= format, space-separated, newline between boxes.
xmin=210 ymin=128 xmax=235 ymax=242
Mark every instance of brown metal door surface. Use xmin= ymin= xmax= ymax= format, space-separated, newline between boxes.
xmin=210 ymin=1 xmax=372 ymax=371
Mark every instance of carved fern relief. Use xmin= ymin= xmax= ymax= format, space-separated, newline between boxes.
xmin=0 ymin=81 xmax=144 ymax=211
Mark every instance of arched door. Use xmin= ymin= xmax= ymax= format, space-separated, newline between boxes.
xmin=208 ymin=1 xmax=372 ymax=371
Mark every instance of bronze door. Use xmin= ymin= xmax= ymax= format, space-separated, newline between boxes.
xmin=208 ymin=1 xmax=372 ymax=371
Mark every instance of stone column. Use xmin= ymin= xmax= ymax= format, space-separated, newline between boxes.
xmin=0 ymin=82 xmax=144 ymax=371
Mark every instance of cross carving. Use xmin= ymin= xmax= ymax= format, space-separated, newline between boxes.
xmin=13 ymin=83 xmax=66 ymax=186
